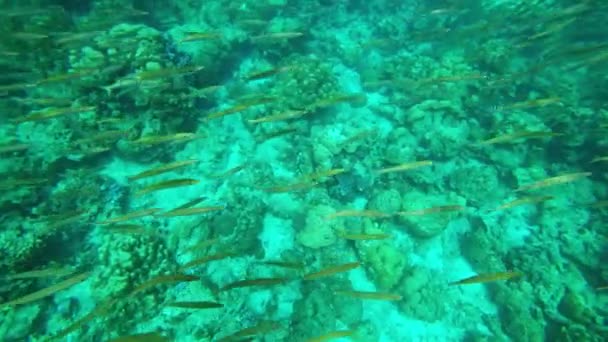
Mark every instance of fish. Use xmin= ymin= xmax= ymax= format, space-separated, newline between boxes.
xmin=39 ymin=210 xmax=83 ymax=223
xmin=361 ymin=38 xmax=394 ymax=49
xmin=546 ymin=3 xmax=590 ymax=22
xmin=108 ymin=332 xmax=170 ymax=342
xmin=54 ymin=31 xmax=104 ymax=47
xmin=339 ymin=129 xmax=377 ymax=148
xmin=309 ymin=93 xmax=367 ymax=109
xmin=72 ymin=146 xmax=112 ymax=157
xmin=10 ymin=32 xmax=49 ymax=40
xmin=300 ymin=168 xmax=347 ymax=182
xmin=338 ymin=232 xmax=391 ymax=241
xmin=427 ymin=7 xmax=461 ymax=16
xmin=217 ymin=321 xmax=280 ymax=342
xmin=335 ymin=290 xmax=402 ymax=301
xmin=102 ymin=224 xmax=146 ymax=231
xmin=220 ymin=277 xmax=288 ymax=291
xmin=171 ymin=196 xmax=208 ymax=211
xmin=244 ymin=66 xmax=292 ymax=81
xmin=12 ymin=96 xmax=72 ymax=106
xmin=251 ymin=32 xmax=304 ymax=42
xmin=128 ymin=159 xmax=199 ymax=181
xmin=478 ymin=131 xmax=562 ymax=145
xmin=0 ymin=82 xmax=35 ymax=92
xmin=182 ymin=85 xmax=223 ymax=99
xmin=103 ymin=224 xmax=152 ymax=235
xmin=306 ymin=330 xmax=356 ymax=342
xmin=522 ymin=18 xmax=576 ymax=44
xmin=208 ymin=164 xmax=247 ymax=179
xmin=515 ymin=172 xmax=592 ymax=192
xmin=236 ymin=94 xmax=279 ymax=106
xmin=95 ymin=6 xmax=149 ymax=18
xmin=0 ymin=6 xmax=63 ymax=18
xmin=397 ymin=205 xmax=465 ymax=216
xmin=247 ymin=109 xmax=308 ymax=124
xmin=74 ymin=130 xmax=129 ymax=145
xmin=130 ymin=133 xmax=200 ymax=146
xmin=258 ymin=127 xmax=299 ymax=141
xmin=96 ymin=117 xmax=126 ymax=125
xmin=589 ymin=201 xmax=608 ymax=209
xmin=375 ymin=160 xmax=433 ymax=174
xmin=0 ymin=143 xmax=29 ymax=154
xmin=100 ymin=78 xmax=162 ymax=96
xmin=133 ymin=65 xmax=204 ymax=81
xmin=238 ymin=19 xmax=268 ymax=28
xmin=166 ymin=301 xmax=223 ymax=309
xmin=415 ymin=73 xmax=486 ymax=86
xmin=0 ymin=272 xmax=89 ymax=307
xmin=590 ymin=156 xmax=608 ymax=163
xmin=179 ymin=32 xmax=222 ymax=43
xmin=546 ymin=43 xmax=608 ymax=64
xmin=303 ymin=262 xmax=361 ymax=280
xmin=178 ymin=252 xmax=237 ymax=271
xmin=0 ymin=178 xmax=48 ymax=190
xmin=324 ymin=210 xmax=390 ymax=220
xmin=97 ymin=208 xmax=161 ymax=225
xmin=206 ymin=97 xmax=275 ymax=120
xmin=134 ymin=178 xmax=200 ymax=197
xmin=449 ymin=271 xmax=522 ymax=285
xmin=155 ymin=206 xmax=224 ymax=217
xmin=132 ymin=274 xmax=199 ymax=294
xmin=566 ymin=50 xmax=608 ymax=70
xmin=261 ymin=260 xmax=306 ymax=270
xmin=35 ymin=70 xmax=95 ymax=85
xmin=354 ymin=74 xmax=402 ymax=90
xmin=260 ymin=181 xmax=318 ymax=193
xmin=500 ymin=97 xmax=562 ymax=111
xmin=183 ymin=238 xmax=218 ymax=253
xmin=5 ymin=267 xmax=74 ymax=280
xmin=14 ymin=106 xmax=96 ymax=123
xmin=45 ymin=212 xmax=86 ymax=231
xmin=205 ymin=104 xmax=252 ymax=120
xmin=47 ymin=298 xmax=119 ymax=341
xmin=492 ymin=196 xmax=554 ymax=211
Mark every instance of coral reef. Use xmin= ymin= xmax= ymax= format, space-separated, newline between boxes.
xmin=0 ymin=0 xmax=607 ymax=340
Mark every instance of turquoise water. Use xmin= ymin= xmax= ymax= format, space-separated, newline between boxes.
xmin=0 ymin=0 xmax=607 ymax=341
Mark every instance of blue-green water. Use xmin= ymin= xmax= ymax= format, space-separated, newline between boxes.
xmin=0 ymin=0 xmax=607 ymax=341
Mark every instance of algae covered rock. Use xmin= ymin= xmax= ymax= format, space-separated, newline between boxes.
xmin=271 ymin=56 xmax=339 ymax=112
xmin=493 ymin=285 xmax=546 ymax=342
xmin=359 ymin=241 xmax=409 ymax=290
xmin=369 ymin=188 xmax=402 ymax=214
xmin=382 ymin=127 xmax=417 ymax=165
xmin=92 ymin=233 xmax=175 ymax=336
xmin=290 ymin=288 xmax=340 ymax=341
xmin=0 ymin=304 xmax=40 ymax=340
xmin=555 ymin=323 xmax=604 ymax=342
xmin=449 ymin=161 xmax=502 ymax=206
xmin=296 ymin=204 xmax=340 ymax=249
xmin=501 ymin=304 xmax=545 ymax=342
xmin=396 ymin=268 xmax=446 ymax=322
xmin=404 ymin=99 xmax=473 ymax=158
xmin=558 ymin=287 xmax=596 ymax=325
xmin=311 ymin=143 xmax=334 ymax=170
xmin=460 ymin=217 xmax=506 ymax=271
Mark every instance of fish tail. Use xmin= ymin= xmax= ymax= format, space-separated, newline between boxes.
xmin=99 ymin=85 xmax=112 ymax=96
